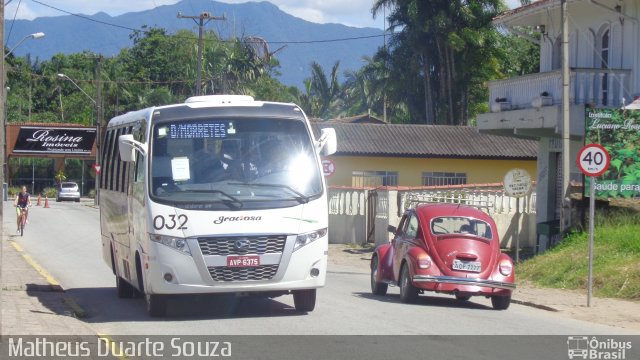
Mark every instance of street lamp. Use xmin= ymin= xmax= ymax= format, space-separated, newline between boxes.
xmin=57 ymin=73 xmax=100 ymax=206
xmin=57 ymin=74 xmax=96 ymax=104
xmin=4 ymin=32 xmax=45 ymax=59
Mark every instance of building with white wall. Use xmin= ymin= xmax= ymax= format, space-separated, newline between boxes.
xmin=477 ymin=0 xmax=639 ymax=249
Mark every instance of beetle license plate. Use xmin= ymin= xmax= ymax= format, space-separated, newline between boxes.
xmin=452 ymin=259 xmax=481 ymax=272
xmin=227 ymin=255 xmax=260 ymax=267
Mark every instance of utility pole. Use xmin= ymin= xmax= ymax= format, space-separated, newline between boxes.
xmin=94 ymin=56 xmax=103 ymax=206
xmin=561 ymin=0 xmax=571 ymax=234
xmin=177 ymin=11 xmax=226 ymax=96
xmin=0 ymin=0 xmax=5 ymax=330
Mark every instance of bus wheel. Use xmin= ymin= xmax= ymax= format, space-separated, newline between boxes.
xmin=116 ymin=276 xmax=135 ymax=299
xmin=146 ymin=294 xmax=167 ymax=317
xmin=293 ymin=289 xmax=316 ymax=312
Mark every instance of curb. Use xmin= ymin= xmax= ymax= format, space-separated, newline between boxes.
xmin=63 ymin=297 xmax=88 ymax=318
xmin=9 ymin=240 xmax=89 ymax=318
xmin=512 ymin=299 xmax=559 ymax=312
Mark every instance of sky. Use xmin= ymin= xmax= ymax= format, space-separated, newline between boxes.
xmin=5 ymin=0 xmax=523 ymax=29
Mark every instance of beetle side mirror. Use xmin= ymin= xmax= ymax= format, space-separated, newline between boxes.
xmin=387 ymin=225 xmax=397 ymax=234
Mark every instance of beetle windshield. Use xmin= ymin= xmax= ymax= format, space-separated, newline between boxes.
xmin=430 ymin=216 xmax=493 ymax=240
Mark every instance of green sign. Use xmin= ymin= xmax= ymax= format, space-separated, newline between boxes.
xmin=585 ymin=108 xmax=640 ymax=198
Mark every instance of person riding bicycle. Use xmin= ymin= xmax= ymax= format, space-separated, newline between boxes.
xmin=14 ymin=185 xmax=31 ymax=231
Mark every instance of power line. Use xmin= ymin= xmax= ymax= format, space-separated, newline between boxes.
xmin=28 ymin=0 xmax=389 ymax=46
xmin=6 ymin=0 xmax=21 ymax=44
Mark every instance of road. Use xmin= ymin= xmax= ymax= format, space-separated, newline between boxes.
xmin=5 ymin=200 xmax=639 ymax=358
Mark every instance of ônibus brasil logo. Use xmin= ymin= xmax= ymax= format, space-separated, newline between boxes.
xmin=567 ymin=336 xmax=632 ymax=360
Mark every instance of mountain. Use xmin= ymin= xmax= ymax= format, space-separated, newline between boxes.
xmin=4 ymin=0 xmax=385 ymax=87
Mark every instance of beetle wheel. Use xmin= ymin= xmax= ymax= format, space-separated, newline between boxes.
xmin=399 ymin=264 xmax=418 ymax=303
xmin=370 ymin=255 xmax=388 ymax=295
xmin=491 ymin=295 xmax=511 ymax=310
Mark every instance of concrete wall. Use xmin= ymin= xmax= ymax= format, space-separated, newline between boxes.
xmin=328 ymin=185 xmax=538 ymax=250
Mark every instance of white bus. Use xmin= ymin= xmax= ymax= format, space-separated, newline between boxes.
xmin=99 ymin=95 xmax=336 ymax=316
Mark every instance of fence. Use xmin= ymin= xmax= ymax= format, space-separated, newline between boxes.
xmin=327 ymin=183 xmax=537 ymax=250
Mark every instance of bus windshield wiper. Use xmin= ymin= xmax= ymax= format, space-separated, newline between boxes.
xmin=172 ymin=189 xmax=243 ymax=209
xmin=229 ymin=182 xmax=310 ymax=204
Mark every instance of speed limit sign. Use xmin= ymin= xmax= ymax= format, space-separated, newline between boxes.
xmin=577 ymin=144 xmax=610 ymax=177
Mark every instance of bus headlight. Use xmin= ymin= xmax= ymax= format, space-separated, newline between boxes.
xmin=150 ymin=234 xmax=192 ymax=256
xmin=294 ymin=228 xmax=327 ymax=251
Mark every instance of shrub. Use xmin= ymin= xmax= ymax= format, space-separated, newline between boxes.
xmin=7 ymin=186 xmax=20 ymax=197
xmin=88 ymin=189 xmax=96 ymax=199
xmin=41 ymin=187 xmax=58 ymax=198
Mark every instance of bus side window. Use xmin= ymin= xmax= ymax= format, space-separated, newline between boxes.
xmin=135 ymin=154 xmax=145 ymax=183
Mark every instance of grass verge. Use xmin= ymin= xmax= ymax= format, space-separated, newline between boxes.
xmin=517 ymin=208 xmax=640 ymax=301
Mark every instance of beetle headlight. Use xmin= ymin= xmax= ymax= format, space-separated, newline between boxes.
xmin=294 ymin=228 xmax=327 ymax=251
xmin=150 ymin=234 xmax=192 ymax=255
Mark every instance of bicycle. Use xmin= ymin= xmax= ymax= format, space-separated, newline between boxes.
xmin=16 ymin=205 xmax=29 ymax=236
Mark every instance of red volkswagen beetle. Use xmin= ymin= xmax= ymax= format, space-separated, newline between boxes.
xmin=370 ymin=203 xmax=515 ymax=310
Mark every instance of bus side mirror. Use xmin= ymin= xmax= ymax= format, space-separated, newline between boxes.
xmin=119 ymin=134 xmax=146 ymax=162
xmin=318 ymin=128 xmax=337 ymax=156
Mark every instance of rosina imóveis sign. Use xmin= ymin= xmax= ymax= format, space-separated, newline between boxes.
xmin=14 ymin=127 xmax=97 ymax=154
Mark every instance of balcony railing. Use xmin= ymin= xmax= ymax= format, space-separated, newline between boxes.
xmin=488 ymin=68 xmax=633 ymax=111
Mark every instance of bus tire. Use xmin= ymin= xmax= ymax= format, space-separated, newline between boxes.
xmin=116 ymin=276 xmax=135 ymax=299
xmin=146 ymin=294 xmax=167 ymax=317
xmin=293 ymin=289 xmax=316 ymax=312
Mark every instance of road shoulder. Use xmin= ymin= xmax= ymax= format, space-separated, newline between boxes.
xmin=328 ymin=244 xmax=640 ymax=332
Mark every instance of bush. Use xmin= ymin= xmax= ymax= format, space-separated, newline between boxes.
xmin=7 ymin=186 xmax=20 ymax=197
xmin=88 ymin=189 xmax=96 ymax=199
xmin=41 ymin=187 xmax=58 ymax=198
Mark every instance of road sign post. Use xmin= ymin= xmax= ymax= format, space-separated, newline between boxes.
xmin=503 ymin=168 xmax=533 ymax=263
xmin=576 ymin=144 xmax=610 ymax=307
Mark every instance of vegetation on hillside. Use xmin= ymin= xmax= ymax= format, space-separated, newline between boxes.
xmin=4 ymin=1 xmax=539 ymax=126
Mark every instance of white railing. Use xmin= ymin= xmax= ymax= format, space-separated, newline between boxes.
xmin=399 ymin=185 xmax=536 ymax=216
xmin=327 ymin=184 xmax=538 ymax=248
xmin=488 ymin=68 xmax=632 ymax=110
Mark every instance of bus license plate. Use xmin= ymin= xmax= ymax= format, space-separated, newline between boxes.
xmin=227 ymin=255 xmax=260 ymax=267
xmin=452 ymin=259 xmax=481 ymax=272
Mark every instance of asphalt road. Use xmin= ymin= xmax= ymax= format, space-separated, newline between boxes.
xmin=5 ymin=200 xmax=639 ymax=359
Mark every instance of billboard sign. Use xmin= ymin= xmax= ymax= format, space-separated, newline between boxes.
xmin=585 ymin=108 xmax=640 ymax=198
xmin=13 ymin=126 xmax=97 ymax=155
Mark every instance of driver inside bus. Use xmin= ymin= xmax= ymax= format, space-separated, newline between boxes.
xmin=194 ymin=139 xmax=229 ymax=182
xmin=259 ymin=140 xmax=288 ymax=176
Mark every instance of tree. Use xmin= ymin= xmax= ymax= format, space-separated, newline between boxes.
xmin=371 ymin=0 xmax=527 ymax=125
xmin=298 ymin=61 xmax=342 ymax=119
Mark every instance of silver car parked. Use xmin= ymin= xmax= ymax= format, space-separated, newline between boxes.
xmin=57 ymin=182 xmax=81 ymax=202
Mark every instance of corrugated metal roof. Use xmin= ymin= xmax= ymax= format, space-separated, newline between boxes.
xmin=311 ymin=123 xmax=537 ymax=159
xmin=494 ymin=0 xmax=552 ymax=23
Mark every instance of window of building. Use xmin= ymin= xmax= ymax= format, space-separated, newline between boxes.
xmin=352 ymin=170 xmax=398 ymax=187
xmin=421 ymin=172 xmax=467 ymax=186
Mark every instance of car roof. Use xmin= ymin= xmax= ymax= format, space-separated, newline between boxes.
xmin=414 ymin=203 xmax=493 ymax=222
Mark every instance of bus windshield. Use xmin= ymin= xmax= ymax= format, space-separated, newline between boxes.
xmin=149 ymin=117 xmax=322 ymax=209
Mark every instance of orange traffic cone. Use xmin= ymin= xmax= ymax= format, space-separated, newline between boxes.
xmin=36 ymin=195 xmax=42 ymax=206
xmin=44 ymin=197 xmax=50 ymax=208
